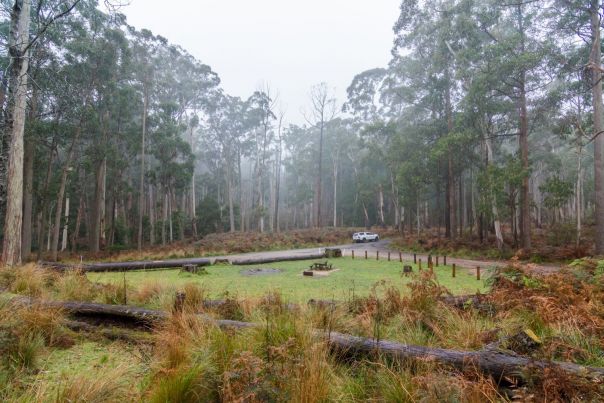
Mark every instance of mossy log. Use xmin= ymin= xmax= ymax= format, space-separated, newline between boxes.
xmin=38 ymin=257 xmax=212 ymax=272
xmin=231 ymin=252 xmax=327 ymax=265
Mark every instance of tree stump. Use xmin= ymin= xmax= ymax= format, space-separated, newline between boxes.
xmin=325 ymin=248 xmax=342 ymax=258
xmin=403 ymin=265 xmax=413 ymax=276
xmin=303 ymin=271 xmax=314 ymax=276
xmin=181 ymin=264 xmax=207 ymax=275
xmin=173 ymin=291 xmax=186 ymax=313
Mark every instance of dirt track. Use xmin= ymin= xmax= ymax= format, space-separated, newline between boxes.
xmin=214 ymin=240 xmax=562 ymax=274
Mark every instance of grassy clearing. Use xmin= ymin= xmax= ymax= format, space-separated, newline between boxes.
xmin=87 ymin=257 xmax=490 ymax=303
xmin=1 ymin=259 xmax=603 ymax=401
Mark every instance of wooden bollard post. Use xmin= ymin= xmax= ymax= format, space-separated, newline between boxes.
xmin=428 ymin=254 xmax=432 ymax=266
xmin=452 ymin=263 xmax=456 ymax=278
xmin=476 ymin=266 xmax=481 ymax=281
xmin=352 ymin=250 xmax=355 ymax=259
xmin=419 ymin=259 xmax=422 ymax=270
xmin=436 ymin=256 xmax=439 ymax=267
xmin=173 ymin=291 xmax=186 ymax=314
xmin=413 ymin=253 xmax=417 ymax=264
xmin=376 ymin=251 xmax=379 ymax=260
xmin=388 ymin=252 xmax=391 ymax=261
xmin=365 ymin=250 xmax=367 ymax=259
xmin=444 ymin=255 xmax=447 ymax=266
xmin=399 ymin=252 xmax=402 ymax=262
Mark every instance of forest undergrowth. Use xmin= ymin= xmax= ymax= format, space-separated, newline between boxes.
xmin=0 ymin=258 xmax=603 ymax=401
xmin=391 ymin=224 xmax=592 ymax=263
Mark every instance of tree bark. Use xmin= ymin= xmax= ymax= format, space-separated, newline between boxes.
xmin=517 ymin=4 xmax=531 ymax=250
xmin=227 ymin=151 xmax=235 ymax=232
xmin=238 ymin=149 xmax=244 ymax=232
xmin=50 ymin=127 xmax=80 ymax=261
xmin=316 ymin=119 xmax=324 ymax=228
xmin=71 ymin=194 xmax=83 ymax=253
xmin=61 ymin=196 xmax=69 ymax=251
xmin=149 ymin=184 xmax=155 ymax=245
xmin=274 ymin=115 xmax=283 ymax=232
xmin=40 ymin=256 xmax=211 ymax=272
xmin=179 ymin=193 xmax=185 ymax=241
xmin=168 ymin=189 xmax=173 ymax=242
xmin=445 ymin=81 xmax=457 ymax=240
xmin=137 ymin=85 xmax=148 ymax=251
xmin=2 ymin=0 xmax=32 ymax=266
xmin=190 ymin=121 xmax=197 ymax=237
xmin=36 ymin=140 xmax=56 ymax=260
xmin=332 ymin=159 xmax=338 ymax=227
xmin=99 ymin=158 xmax=107 ymax=247
xmin=89 ymin=157 xmax=105 ymax=254
xmin=21 ymin=134 xmax=34 ymax=260
xmin=591 ymin=0 xmax=604 ymax=255
xmin=161 ymin=188 xmax=167 ymax=246
xmin=485 ymin=134 xmax=504 ymax=251
xmin=378 ymin=184 xmax=385 ymax=226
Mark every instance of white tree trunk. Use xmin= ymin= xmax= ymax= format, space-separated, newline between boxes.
xmin=2 ymin=0 xmax=31 ymax=266
xmin=61 ymin=197 xmax=69 ymax=251
xmin=149 ymin=184 xmax=155 ymax=245
xmin=100 ymin=158 xmax=107 ymax=245
xmin=168 ymin=190 xmax=173 ymax=243
xmin=137 ymin=86 xmax=148 ymax=250
xmin=333 ymin=161 xmax=338 ymax=227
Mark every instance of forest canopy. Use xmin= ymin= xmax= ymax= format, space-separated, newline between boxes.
xmin=0 ymin=0 xmax=603 ymax=265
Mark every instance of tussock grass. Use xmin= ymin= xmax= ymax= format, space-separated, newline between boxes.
xmin=9 ymin=264 xmax=52 ymax=298
xmin=98 ymin=279 xmax=129 ymax=305
xmin=148 ymin=364 xmax=218 ymax=403
xmin=55 ymin=269 xmax=97 ymax=302
xmin=30 ymin=364 xmax=133 ymax=403
xmin=2 ymin=259 xmax=604 ymax=401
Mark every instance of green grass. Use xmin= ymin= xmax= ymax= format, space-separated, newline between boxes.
xmin=3 ymin=341 xmax=147 ymax=401
xmin=88 ymin=257 xmax=490 ymax=303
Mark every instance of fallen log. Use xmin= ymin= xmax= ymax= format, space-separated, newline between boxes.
xmin=64 ymin=320 xmax=155 ymax=343
xmin=323 ymin=331 xmax=604 ymax=381
xmin=440 ymin=294 xmax=487 ymax=308
xmin=38 ymin=257 xmax=212 ymax=272
xmin=307 ymin=294 xmax=491 ymax=312
xmin=8 ymin=297 xmax=604 ymax=382
xmin=12 ymin=297 xmax=166 ymax=325
xmin=231 ymin=252 xmax=327 ymax=265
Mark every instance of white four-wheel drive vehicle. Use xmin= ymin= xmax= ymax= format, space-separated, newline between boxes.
xmin=352 ymin=232 xmax=379 ymax=243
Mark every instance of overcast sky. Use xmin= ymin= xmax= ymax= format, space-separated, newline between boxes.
xmin=118 ymin=0 xmax=400 ymax=124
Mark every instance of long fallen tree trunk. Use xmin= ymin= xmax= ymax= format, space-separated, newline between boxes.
xmin=39 ymin=252 xmax=329 ymax=272
xmin=307 ymin=294 xmax=490 ymax=311
xmin=231 ymin=252 xmax=327 ymax=265
xmin=10 ymin=297 xmax=604 ymax=382
xmin=38 ymin=257 xmax=212 ymax=272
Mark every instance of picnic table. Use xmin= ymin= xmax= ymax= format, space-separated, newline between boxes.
xmin=309 ymin=261 xmax=333 ymax=271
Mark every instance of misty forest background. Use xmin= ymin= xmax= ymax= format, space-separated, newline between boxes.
xmin=0 ymin=0 xmax=603 ymax=263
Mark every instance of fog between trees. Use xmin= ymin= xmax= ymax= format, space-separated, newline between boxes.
xmin=0 ymin=0 xmax=603 ymax=264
